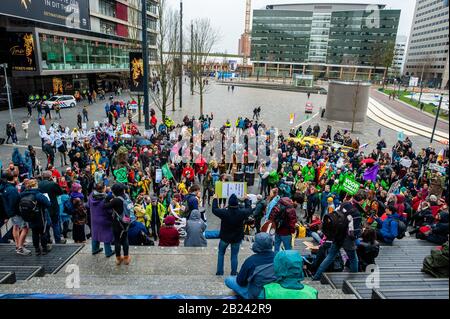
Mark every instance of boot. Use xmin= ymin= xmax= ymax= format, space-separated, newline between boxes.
xmin=123 ymin=256 xmax=131 ymax=265
xmin=115 ymin=256 xmax=123 ymax=265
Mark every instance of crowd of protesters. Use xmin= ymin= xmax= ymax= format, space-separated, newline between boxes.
xmin=0 ymin=100 xmax=448 ymax=298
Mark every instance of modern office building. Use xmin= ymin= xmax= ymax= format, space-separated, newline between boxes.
xmin=392 ymin=35 xmax=407 ymax=75
xmin=0 ymin=0 xmax=158 ymax=108
xmin=251 ymin=3 xmax=400 ymax=81
xmin=404 ymin=0 xmax=449 ymax=89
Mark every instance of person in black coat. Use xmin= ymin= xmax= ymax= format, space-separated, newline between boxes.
xmin=38 ymin=171 xmax=64 ymax=244
xmin=357 ymin=228 xmax=380 ymax=272
xmin=212 ymin=193 xmax=253 ymax=276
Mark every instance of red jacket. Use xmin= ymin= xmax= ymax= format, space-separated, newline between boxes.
xmin=158 ymin=226 xmax=180 ymax=247
xmin=151 ymin=116 xmax=158 ymax=127
xmin=182 ymin=167 xmax=195 ymax=181
xmin=269 ymin=197 xmax=298 ymax=236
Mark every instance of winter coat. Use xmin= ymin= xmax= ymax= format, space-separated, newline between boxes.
xmin=158 ymin=225 xmax=180 ymax=247
xmin=269 ymin=197 xmax=298 ymax=236
xmin=38 ymin=180 xmax=63 ymax=217
xmin=212 ymin=195 xmax=253 ymax=244
xmin=2 ymin=183 xmax=20 ymax=218
xmin=88 ymin=191 xmax=113 ymax=243
xmin=70 ymin=192 xmax=87 ymax=225
xmin=184 ymin=209 xmax=207 ymax=247
xmin=19 ymin=189 xmax=51 ymax=228
xmin=357 ymin=241 xmax=380 ymax=271
xmin=376 ymin=214 xmax=400 ymax=244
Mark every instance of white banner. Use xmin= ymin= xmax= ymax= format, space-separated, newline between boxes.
xmin=400 ymin=158 xmax=412 ymax=168
xmin=297 ymin=157 xmax=310 ymax=167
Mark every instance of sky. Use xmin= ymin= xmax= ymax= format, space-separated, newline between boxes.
xmin=166 ymin=0 xmax=416 ymax=54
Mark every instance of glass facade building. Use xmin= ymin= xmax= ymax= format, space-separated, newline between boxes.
xmin=251 ymin=3 xmax=400 ymax=81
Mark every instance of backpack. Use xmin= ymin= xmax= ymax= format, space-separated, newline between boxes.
xmin=322 ymin=207 xmax=349 ymax=243
xmin=272 ymin=202 xmax=290 ymax=230
xmin=115 ymin=196 xmax=133 ymax=225
xmin=392 ymin=217 xmax=407 ymax=239
xmin=63 ymin=198 xmax=74 ymax=216
xmin=18 ymin=193 xmax=40 ymax=222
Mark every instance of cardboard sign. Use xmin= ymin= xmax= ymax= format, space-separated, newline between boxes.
xmin=215 ymin=182 xmax=247 ymax=199
xmin=155 ymin=169 xmax=163 ymax=183
xmin=429 ymin=163 xmax=446 ymax=175
xmin=297 ymin=157 xmax=310 ymax=167
xmin=342 ymin=177 xmax=360 ymax=195
xmin=400 ymin=158 xmax=412 ymax=168
xmin=94 ymin=121 xmax=99 ymax=128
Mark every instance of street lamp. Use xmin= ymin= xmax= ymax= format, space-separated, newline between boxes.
xmin=0 ymin=63 xmax=14 ymax=124
xmin=430 ymin=94 xmax=444 ymax=144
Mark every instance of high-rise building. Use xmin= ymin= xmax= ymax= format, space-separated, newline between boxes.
xmin=404 ymin=0 xmax=449 ymax=89
xmin=251 ymin=3 xmax=400 ymax=81
xmin=392 ymin=35 xmax=407 ymax=76
xmin=0 ymin=0 xmax=159 ymax=108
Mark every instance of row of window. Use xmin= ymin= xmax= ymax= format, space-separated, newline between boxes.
xmin=410 ymin=41 xmax=450 ymax=50
xmin=253 ymin=16 xmax=313 ymax=21
xmin=407 ymin=57 xmax=447 ymax=62
xmin=412 ymin=25 xmax=449 ymax=37
xmin=406 ymin=64 xmax=446 ymax=69
xmin=413 ymin=18 xmax=448 ymax=31
xmin=253 ymin=23 xmax=312 ymax=28
xmin=415 ymin=5 xmax=447 ymax=18
xmin=408 ymin=49 xmax=449 ymax=55
xmin=414 ymin=12 xmax=448 ymax=26
xmin=411 ymin=33 xmax=448 ymax=43
xmin=417 ymin=0 xmax=445 ymax=11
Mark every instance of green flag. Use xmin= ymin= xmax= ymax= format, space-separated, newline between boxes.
xmin=342 ymin=176 xmax=360 ymax=196
xmin=162 ymin=163 xmax=174 ymax=180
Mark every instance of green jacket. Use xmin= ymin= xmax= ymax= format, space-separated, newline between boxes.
xmin=301 ymin=166 xmax=315 ymax=182
xmin=264 ymin=282 xmax=318 ymax=299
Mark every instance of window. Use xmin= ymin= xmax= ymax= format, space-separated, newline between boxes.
xmin=99 ymin=0 xmax=116 ymax=17
xmin=100 ymin=20 xmax=117 ymax=35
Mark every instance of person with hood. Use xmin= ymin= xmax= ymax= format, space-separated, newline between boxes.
xmin=263 ymin=250 xmax=318 ymax=299
xmin=212 ymin=193 xmax=253 ymax=276
xmin=158 ymin=215 xmax=180 ymax=247
xmin=89 ymin=182 xmax=114 ymax=257
xmin=184 ymin=209 xmax=207 ymax=247
xmin=20 ymin=179 xmax=52 ymax=255
xmin=224 ymin=233 xmax=276 ymax=299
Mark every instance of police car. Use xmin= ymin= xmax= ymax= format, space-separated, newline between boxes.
xmin=44 ymin=95 xmax=77 ymax=109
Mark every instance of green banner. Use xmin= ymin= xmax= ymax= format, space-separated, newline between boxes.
xmin=342 ymin=177 xmax=360 ymax=195
xmin=161 ymin=163 xmax=174 ymax=180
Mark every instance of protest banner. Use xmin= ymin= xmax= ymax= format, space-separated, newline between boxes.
xmin=342 ymin=177 xmax=360 ymax=195
xmin=215 ymin=182 xmax=247 ymax=199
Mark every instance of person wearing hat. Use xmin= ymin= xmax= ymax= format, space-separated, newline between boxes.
xmin=374 ymin=205 xmax=402 ymax=244
xmin=158 ymin=215 xmax=180 ymax=247
xmin=224 ymin=232 xmax=276 ymax=299
xmin=69 ymin=183 xmax=87 ymax=243
xmin=212 ymin=193 xmax=253 ymax=276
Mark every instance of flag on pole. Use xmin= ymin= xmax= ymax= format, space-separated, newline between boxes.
xmin=161 ymin=163 xmax=174 ymax=180
xmin=289 ymin=113 xmax=295 ymax=125
xmin=363 ymin=164 xmax=379 ymax=181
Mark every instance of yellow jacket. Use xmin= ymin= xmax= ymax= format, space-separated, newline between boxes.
xmin=145 ymin=203 xmax=167 ymax=226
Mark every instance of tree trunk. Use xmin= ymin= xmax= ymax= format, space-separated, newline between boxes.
xmin=172 ymin=78 xmax=176 ymax=112
xmin=199 ymin=81 xmax=204 ymax=116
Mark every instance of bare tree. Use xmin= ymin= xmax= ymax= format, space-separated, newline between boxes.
xmin=150 ymin=0 xmax=178 ymax=122
xmin=190 ymin=18 xmax=220 ymax=115
xmin=381 ymin=41 xmax=396 ymax=89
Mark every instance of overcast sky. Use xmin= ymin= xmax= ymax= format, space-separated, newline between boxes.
xmin=166 ymin=0 xmax=416 ymax=53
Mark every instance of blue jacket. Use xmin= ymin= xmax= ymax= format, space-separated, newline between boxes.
xmin=2 ymin=183 xmax=20 ymax=218
xmin=377 ymin=214 xmax=400 ymax=243
xmin=321 ymin=191 xmax=331 ymax=209
xmin=237 ymin=234 xmax=275 ymax=288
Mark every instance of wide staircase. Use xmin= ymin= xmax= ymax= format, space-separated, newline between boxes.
xmin=0 ymin=238 xmax=447 ymax=299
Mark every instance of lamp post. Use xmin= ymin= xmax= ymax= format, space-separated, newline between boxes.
xmin=430 ymin=94 xmax=444 ymax=144
xmin=0 ymin=63 xmax=14 ymax=124
xmin=179 ymin=0 xmax=183 ymax=109
xmin=141 ymin=0 xmax=150 ymax=130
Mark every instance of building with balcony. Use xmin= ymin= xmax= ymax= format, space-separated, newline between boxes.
xmin=404 ymin=0 xmax=449 ymax=89
xmin=251 ymin=3 xmax=400 ymax=81
xmin=0 ymin=0 xmax=159 ymax=108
